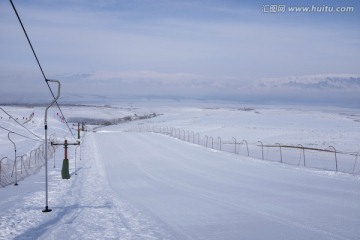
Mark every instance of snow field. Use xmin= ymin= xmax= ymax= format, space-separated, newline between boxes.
xmin=1 ymin=131 xmax=174 ymax=239
xmin=94 ymin=130 xmax=360 ymax=240
xmin=1 ymin=103 xmax=360 ymax=239
xmin=123 ymin=105 xmax=360 ymax=174
xmin=135 ymin=126 xmax=360 ymax=174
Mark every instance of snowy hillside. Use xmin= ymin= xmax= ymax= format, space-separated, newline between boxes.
xmin=5 ymin=73 xmax=357 ymax=107
xmin=1 ymin=103 xmax=360 ymax=239
xmin=257 ymin=74 xmax=360 ymax=90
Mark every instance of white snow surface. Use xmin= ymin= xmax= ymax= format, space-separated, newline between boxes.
xmin=1 ymin=103 xmax=360 ymax=239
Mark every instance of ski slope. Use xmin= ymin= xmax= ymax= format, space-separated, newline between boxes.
xmin=94 ymin=129 xmax=360 ymax=240
xmin=1 ymin=103 xmax=360 ymax=239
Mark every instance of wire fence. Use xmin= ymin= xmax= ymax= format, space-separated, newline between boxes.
xmin=0 ymin=134 xmax=58 ymax=187
xmin=128 ymin=126 xmax=360 ymax=175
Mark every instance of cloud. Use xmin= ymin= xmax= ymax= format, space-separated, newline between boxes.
xmin=0 ymin=0 xmax=359 ymax=106
xmin=2 ymin=0 xmax=359 ymax=79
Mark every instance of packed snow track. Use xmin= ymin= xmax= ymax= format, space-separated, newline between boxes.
xmin=93 ymin=130 xmax=360 ymax=240
xmin=1 ymin=125 xmax=359 ymax=239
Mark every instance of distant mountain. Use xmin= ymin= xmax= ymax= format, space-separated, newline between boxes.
xmin=256 ymin=74 xmax=360 ymax=90
xmin=1 ymin=72 xmax=359 ymax=107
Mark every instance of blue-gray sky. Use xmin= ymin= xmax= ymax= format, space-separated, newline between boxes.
xmin=0 ymin=0 xmax=359 ymax=105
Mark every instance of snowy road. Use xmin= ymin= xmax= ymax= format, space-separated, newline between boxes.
xmin=94 ymin=130 xmax=360 ymax=240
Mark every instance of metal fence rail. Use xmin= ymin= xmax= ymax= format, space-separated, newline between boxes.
xmin=0 ymin=135 xmax=58 ymax=187
xmin=128 ymin=126 xmax=360 ymax=175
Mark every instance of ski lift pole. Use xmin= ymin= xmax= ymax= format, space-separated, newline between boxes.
xmin=52 ymin=140 xmax=80 ymax=179
xmin=75 ymin=142 xmax=80 ymax=175
xmin=43 ymin=79 xmax=60 ymax=213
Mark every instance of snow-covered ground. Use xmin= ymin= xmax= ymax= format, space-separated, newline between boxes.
xmin=1 ymin=103 xmax=360 ymax=239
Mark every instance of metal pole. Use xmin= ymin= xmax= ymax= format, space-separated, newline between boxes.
xmin=257 ymin=141 xmax=264 ymax=160
xmin=276 ymin=143 xmax=282 ymax=163
xmin=75 ymin=144 xmax=80 ymax=175
xmin=243 ymin=140 xmax=249 ymax=156
xmin=43 ymin=79 xmax=60 ymax=213
xmin=328 ymin=146 xmax=337 ymax=172
xmin=8 ymin=132 xmax=18 ymax=186
xmin=232 ymin=137 xmax=237 ymax=154
xmin=352 ymin=151 xmax=359 ymax=174
xmin=298 ymin=144 xmax=305 ymax=166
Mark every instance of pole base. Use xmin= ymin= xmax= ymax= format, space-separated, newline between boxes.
xmin=61 ymin=159 xmax=71 ymax=179
xmin=42 ymin=206 xmax=52 ymax=213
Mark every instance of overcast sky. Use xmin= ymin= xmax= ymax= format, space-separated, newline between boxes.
xmin=0 ymin=0 xmax=359 ymax=105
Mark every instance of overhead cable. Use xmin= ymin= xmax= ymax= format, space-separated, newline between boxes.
xmin=0 ymin=125 xmax=44 ymax=142
xmin=9 ymin=0 xmax=77 ymax=141
xmin=0 ymin=106 xmax=43 ymax=141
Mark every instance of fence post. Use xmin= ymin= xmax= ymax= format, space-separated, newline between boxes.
xmin=205 ymin=135 xmax=209 ymax=147
xmin=30 ymin=150 xmax=35 ymax=167
xmin=28 ymin=151 xmax=32 ymax=168
xmin=218 ymin=137 xmax=222 ymax=150
xmin=19 ymin=155 xmax=27 ymax=175
xmin=232 ymin=137 xmax=237 ymax=154
xmin=209 ymin=136 xmax=214 ymax=149
xmin=0 ymin=157 xmax=8 ymax=184
xmin=353 ymin=151 xmax=359 ymax=174
xmin=8 ymin=132 xmax=18 ymax=186
xmin=276 ymin=143 xmax=282 ymax=163
xmin=298 ymin=144 xmax=305 ymax=166
xmin=257 ymin=141 xmax=264 ymax=160
xmin=196 ymin=133 xmax=200 ymax=145
xmin=36 ymin=148 xmax=39 ymax=163
xmin=242 ymin=140 xmax=249 ymax=156
xmin=18 ymin=156 xmax=23 ymax=174
xmin=328 ymin=145 xmax=337 ymax=172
